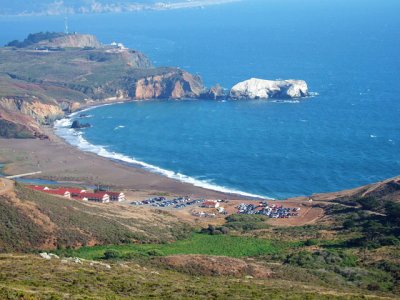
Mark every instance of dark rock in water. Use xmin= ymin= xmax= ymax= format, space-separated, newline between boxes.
xmin=71 ymin=120 xmax=90 ymax=129
xmin=79 ymin=113 xmax=90 ymax=118
xmin=200 ymin=84 xmax=226 ymax=100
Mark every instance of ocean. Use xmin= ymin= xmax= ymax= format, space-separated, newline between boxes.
xmin=2 ymin=0 xmax=400 ymax=199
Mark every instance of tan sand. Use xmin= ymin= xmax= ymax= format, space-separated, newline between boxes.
xmin=0 ymin=127 xmax=254 ymax=200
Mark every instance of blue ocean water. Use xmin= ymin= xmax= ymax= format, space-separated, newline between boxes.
xmin=2 ymin=0 xmax=400 ymax=198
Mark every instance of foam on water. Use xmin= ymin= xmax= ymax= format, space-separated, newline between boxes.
xmin=54 ymin=115 xmax=270 ymax=199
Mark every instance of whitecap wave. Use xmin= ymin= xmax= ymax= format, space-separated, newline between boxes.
xmin=270 ymin=99 xmax=300 ymax=104
xmin=54 ymin=116 xmax=269 ymax=199
xmin=308 ymin=91 xmax=319 ymax=97
xmin=114 ymin=125 xmax=125 ymax=130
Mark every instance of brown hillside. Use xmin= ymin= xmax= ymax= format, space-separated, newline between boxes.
xmin=0 ymin=179 xmax=191 ymax=252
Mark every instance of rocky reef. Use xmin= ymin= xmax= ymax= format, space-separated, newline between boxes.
xmin=230 ymin=78 xmax=309 ymax=100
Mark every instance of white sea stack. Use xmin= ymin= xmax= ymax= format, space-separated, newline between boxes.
xmin=230 ymin=78 xmax=309 ymax=100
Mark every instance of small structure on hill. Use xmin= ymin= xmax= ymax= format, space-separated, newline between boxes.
xmin=202 ymin=200 xmax=220 ymax=209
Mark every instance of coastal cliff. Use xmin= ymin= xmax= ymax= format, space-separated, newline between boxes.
xmin=230 ymin=78 xmax=309 ymax=100
xmin=0 ymin=33 xmax=205 ymax=138
xmin=134 ymin=69 xmax=204 ymax=99
xmin=0 ymin=32 xmax=312 ymax=139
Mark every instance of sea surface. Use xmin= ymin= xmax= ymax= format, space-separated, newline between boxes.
xmin=2 ymin=0 xmax=400 ymax=198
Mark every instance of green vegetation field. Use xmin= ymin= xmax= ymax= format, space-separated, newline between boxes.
xmin=56 ymin=233 xmax=295 ymax=260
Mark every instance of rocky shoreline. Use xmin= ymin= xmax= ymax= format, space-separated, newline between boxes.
xmin=0 ymin=32 xmax=309 ymax=139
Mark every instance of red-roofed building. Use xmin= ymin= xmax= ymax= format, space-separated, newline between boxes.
xmin=46 ymin=189 xmax=71 ymax=198
xmin=76 ymin=193 xmax=110 ymax=203
xmin=26 ymin=185 xmax=120 ymax=203
xmin=57 ymin=188 xmax=87 ymax=197
xmin=106 ymin=191 xmax=125 ymax=202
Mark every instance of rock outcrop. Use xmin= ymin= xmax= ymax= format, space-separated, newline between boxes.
xmin=134 ymin=69 xmax=204 ymax=100
xmin=200 ymin=84 xmax=226 ymax=100
xmin=0 ymin=97 xmax=64 ymax=138
xmin=230 ymin=78 xmax=309 ymax=100
xmin=71 ymin=120 xmax=90 ymax=129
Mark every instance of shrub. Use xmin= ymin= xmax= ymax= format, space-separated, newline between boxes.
xmin=147 ymin=249 xmax=164 ymax=256
xmin=200 ymin=225 xmax=230 ymax=235
xmin=378 ymin=236 xmax=399 ymax=246
xmin=358 ymin=197 xmax=381 ymax=211
xmin=343 ymin=219 xmax=356 ymax=229
xmin=385 ymin=201 xmax=400 ymax=225
xmin=225 ymin=215 xmax=269 ymax=231
xmin=304 ymin=239 xmax=318 ymax=246
xmin=284 ymin=250 xmax=357 ymax=269
xmin=103 ymin=249 xmax=121 ymax=259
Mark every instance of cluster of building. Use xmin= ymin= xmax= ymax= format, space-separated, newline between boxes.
xmin=27 ymin=185 xmax=125 ymax=203
xmin=236 ymin=202 xmax=300 ymax=218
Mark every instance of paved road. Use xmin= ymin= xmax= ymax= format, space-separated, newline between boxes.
xmin=5 ymin=171 xmax=42 ymax=179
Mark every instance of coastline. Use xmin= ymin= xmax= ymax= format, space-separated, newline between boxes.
xmin=0 ymin=0 xmax=241 ymax=17
xmin=0 ymin=122 xmax=258 ymax=200
xmin=55 ymin=100 xmax=269 ymax=200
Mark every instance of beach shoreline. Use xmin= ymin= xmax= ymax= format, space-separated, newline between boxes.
xmin=0 ymin=121 xmax=259 ymax=200
xmin=54 ymin=100 xmax=271 ymax=200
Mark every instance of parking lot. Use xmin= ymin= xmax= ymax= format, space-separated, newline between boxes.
xmin=131 ymin=196 xmax=205 ymax=209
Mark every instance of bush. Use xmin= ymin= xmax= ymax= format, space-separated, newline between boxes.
xmin=358 ymin=197 xmax=381 ymax=211
xmin=304 ymin=239 xmax=318 ymax=246
xmin=343 ymin=219 xmax=356 ymax=229
xmin=147 ymin=249 xmax=164 ymax=256
xmin=225 ymin=215 xmax=269 ymax=231
xmin=200 ymin=225 xmax=230 ymax=235
xmin=103 ymin=249 xmax=121 ymax=259
xmin=378 ymin=236 xmax=399 ymax=246
xmin=385 ymin=201 xmax=400 ymax=225
xmin=284 ymin=250 xmax=357 ymax=269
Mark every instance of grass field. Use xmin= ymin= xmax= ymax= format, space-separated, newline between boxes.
xmin=55 ymin=233 xmax=296 ymax=260
xmin=0 ymin=254 xmax=373 ymax=300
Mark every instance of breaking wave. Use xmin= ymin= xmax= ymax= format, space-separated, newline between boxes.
xmin=54 ymin=112 xmax=269 ymax=199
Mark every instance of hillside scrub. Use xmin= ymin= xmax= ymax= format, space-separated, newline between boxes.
xmin=0 ymin=183 xmax=192 ymax=252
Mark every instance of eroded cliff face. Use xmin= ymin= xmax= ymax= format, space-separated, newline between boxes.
xmin=134 ymin=70 xmax=204 ymax=100
xmin=0 ymin=97 xmax=65 ymax=138
xmin=0 ymin=98 xmax=64 ymax=123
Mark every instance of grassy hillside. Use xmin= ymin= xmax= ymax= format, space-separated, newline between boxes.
xmin=49 ymin=181 xmax=400 ymax=298
xmin=0 ymin=182 xmax=191 ymax=252
xmin=0 ymin=33 xmax=206 ymax=138
xmin=0 ymin=47 xmax=152 ymax=101
xmin=0 ymin=178 xmax=399 ymax=298
xmin=0 ymin=254 xmax=384 ymax=300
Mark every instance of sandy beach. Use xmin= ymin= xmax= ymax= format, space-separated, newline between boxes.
xmin=0 ymin=126 xmax=254 ymax=200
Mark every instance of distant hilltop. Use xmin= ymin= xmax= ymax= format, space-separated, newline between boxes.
xmin=0 ymin=0 xmax=241 ymax=16
xmin=0 ymin=31 xmax=310 ymax=139
xmin=6 ymin=32 xmax=102 ymax=49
